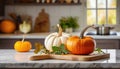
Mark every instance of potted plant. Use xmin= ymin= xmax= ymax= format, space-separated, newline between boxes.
xmin=59 ymin=16 xmax=79 ymax=33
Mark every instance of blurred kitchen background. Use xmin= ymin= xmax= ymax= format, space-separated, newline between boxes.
xmin=0 ymin=0 xmax=119 ymax=33
xmin=1 ymin=0 xmax=120 ymax=49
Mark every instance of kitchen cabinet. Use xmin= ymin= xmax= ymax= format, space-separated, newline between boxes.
xmin=0 ymin=0 xmax=5 ymax=16
xmin=0 ymin=39 xmax=44 ymax=49
xmin=95 ymin=39 xmax=119 ymax=49
xmin=5 ymin=0 xmax=81 ymax=5
xmin=0 ymin=33 xmax=120 ymax=49
xmin=0 ymin=38 xmax=120 ymax=49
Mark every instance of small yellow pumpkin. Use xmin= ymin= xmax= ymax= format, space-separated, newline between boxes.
xmin=14 ymin=41 xmax=32 ymax=52
xmin=14 ymin=35 xmax=32 ymax=52
xmin=44 ymin=24 xmax=71 ymax=52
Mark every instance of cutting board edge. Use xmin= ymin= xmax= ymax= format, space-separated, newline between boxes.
xmin=82 ymin=53 xmax=110 ymax=61
xmin=30 ymin=54 xmax=51 ymax=61
xmin=29 ymin=53 xmax=110 ymax=61
xmin=49 ymin=53 xmax=110 ymax=61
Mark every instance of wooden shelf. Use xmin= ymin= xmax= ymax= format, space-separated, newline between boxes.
xmin=6 ymin=3 xmax=81 ymax=6
xmin=5 ymin=0 xmax=81 ymax=6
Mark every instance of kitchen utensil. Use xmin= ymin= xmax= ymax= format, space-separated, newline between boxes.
xmin=93 ymin=24 xmax=114 ymax=35
xmin=30 ymin=53 xmax=110 ymax=61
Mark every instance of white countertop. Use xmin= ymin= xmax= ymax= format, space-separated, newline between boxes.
xmin=0 ymin=49 xmax=119 ymax=68
xmin=0 ymin=32 xmax=120 ymax=39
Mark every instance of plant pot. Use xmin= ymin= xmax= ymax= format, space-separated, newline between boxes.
xmin=65 ymin=28 xmax=73 ymax=33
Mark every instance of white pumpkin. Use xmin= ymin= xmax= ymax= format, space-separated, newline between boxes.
xmin=44 ymin=24 xmax=71 ymax=52
xmin=19 ymin=21 xmax=31 ymax=34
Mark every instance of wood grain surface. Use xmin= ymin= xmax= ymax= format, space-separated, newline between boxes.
xmin=30 ymin=53 xmax=110 ymax=61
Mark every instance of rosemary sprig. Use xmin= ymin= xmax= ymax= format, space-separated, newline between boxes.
xmin=95 ymin=48 xmax=105 ymax=54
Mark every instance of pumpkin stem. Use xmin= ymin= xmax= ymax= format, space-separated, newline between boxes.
xmin=57 ymin=24 xmax=62 ymax=37
xmin=22 ymin=34 xmax=25 ymax=42
xmin=80 ymin=25 xmax=94 ymax=38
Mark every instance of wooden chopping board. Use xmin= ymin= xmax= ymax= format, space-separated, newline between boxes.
xmin=34 ymin=8 xmax=50 ymax=33
xmin=30 ymin=53 xmax=110 ymax=61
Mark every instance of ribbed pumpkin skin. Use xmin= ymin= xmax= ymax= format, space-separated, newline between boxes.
xmin=14 ymin=41 xmax=32 ymax=52
xmin=0 ymin=20 xmax=16 ymax=33
xmin=44 ymin=24 xmax=71 ymax=52
xmin=44 ymin=32 xmax=70 ymax=52
xmin=66 ymin=36 xmax=95 ymax=55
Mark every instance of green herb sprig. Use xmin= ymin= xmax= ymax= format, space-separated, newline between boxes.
xmin=34 ymin=42 xmax=49 ymax=54
xmin=95 ymin=48 xmax=105 ymax=54
xmin=34 ymin=43 xmax=69 ymax=55
xmin=52 ymin=44 xmax=69 ymax=55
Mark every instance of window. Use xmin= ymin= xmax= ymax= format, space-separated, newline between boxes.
xmin=87 ymin=0 xmax=117 ymax=25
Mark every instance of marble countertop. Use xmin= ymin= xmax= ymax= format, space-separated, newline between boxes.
xmin=0 ymin=49 xmax=120 ymax=68
xmin=0 ymin=32 xmax=120 ymax=39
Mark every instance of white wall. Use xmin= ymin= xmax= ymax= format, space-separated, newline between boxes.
xmin=4 ymin=0 xmax=120 ymax=32
xmin=5 ymin=4 xmax=86 ymax=32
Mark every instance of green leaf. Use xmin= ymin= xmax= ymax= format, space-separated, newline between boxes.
xmin=59 ymin=44 xmax=65 ymax=50
xmin=52 ymin=46 xmax=60 ymax=52
xmin=62 ymin=50 xmax=69 ymax=54
xmin=54 ymin=51 xmax=62 ymax=55
xmin=52 ymin=44 xmax=69 ymax=55
xmin=95 ymin=48 xmax=105 ymax=54
xmin=59 ymin=16 xmax=79 ymax=31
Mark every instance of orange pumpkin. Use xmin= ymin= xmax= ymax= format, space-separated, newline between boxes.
xmin=66 ymin=25 xmax=95 ymax=55
xmin=0 ymin=19 xmax=16 ymax=33
xmin=14 ymin=41 xmax=32 ymax=52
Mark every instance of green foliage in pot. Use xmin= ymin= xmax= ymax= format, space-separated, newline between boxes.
xmin=59 ymin=16 xmax=79 ymax=31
